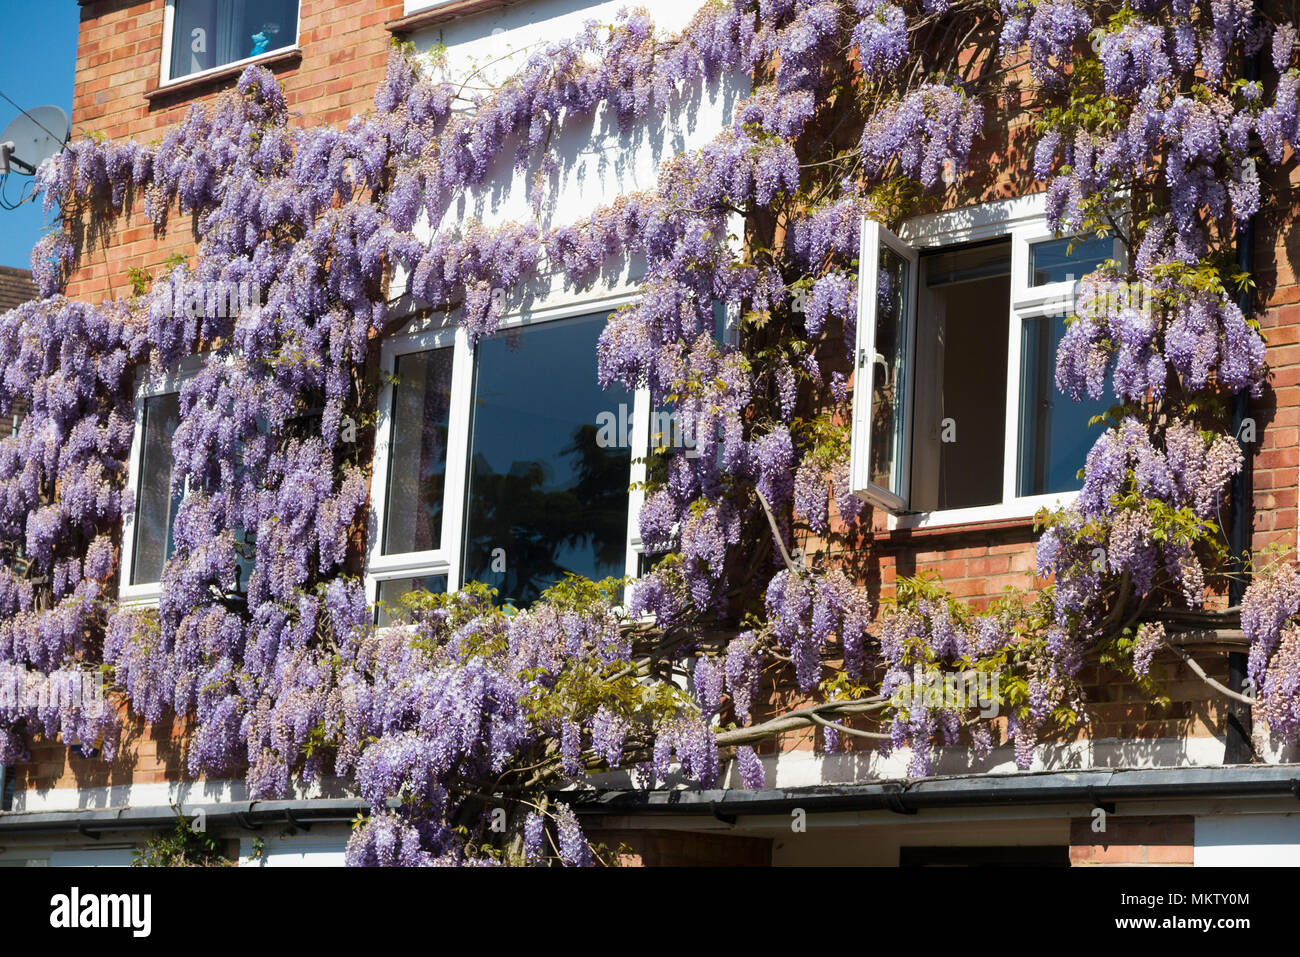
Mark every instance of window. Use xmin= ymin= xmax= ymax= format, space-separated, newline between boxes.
xmin=367 ymin=297 xmax=647 ymax=618
xmin=130 ymin=391 xmax=182 ymax=586
xmin=375 ymin=575 xmax=448 ymax=628
xmin=384 ymin=347 xmax=454 ymax=557
xmin=850 ymin=195 xmax=1119 ymax=525
xmin=119 ymin=368 xmax=190 ymax=604
xmin=367 ymin=323 xmax=469 ymax=618
xmin=462 ymin=313 xmax=634 ymax=607
xmin=162 ymin=0 xmax=300 ymax=84
xmin=850 ymin=222 xmax=917 ymax=513
xmin=120 ymin=358 xmax=256 ymax=604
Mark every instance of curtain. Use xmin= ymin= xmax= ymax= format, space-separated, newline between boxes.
xmin=214 ymin=0 xmax=246 ymax=67
xmin=171 ymin=0 xmax=249 ymax=77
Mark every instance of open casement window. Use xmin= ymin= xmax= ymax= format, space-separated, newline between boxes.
xmin=850 ymin=197 xmax=1123 ymax=526
xmin=850 ymin=220 xmax=919 ymax=513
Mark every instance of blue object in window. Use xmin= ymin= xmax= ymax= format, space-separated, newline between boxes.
xmin=250 ymin=32 xmax=269 ymax=56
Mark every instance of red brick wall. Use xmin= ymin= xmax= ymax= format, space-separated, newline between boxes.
xmin=30 ymin=6 xmax=1273 ymax=794
xmin=8 ymin=700 xmax=191 ymax=795
xmin=14 ymin=0 xmax=405 ymax=794
xmin=65 ymin=0 xmax=405 ymax=303
xmin=748 ymin=646 xmax=1233 ymax=759
xmin=1250 ymin=152 xmax=1300 ymax=555
xmin=591 ymin=829 xmax=773 ymax=866
xmin=1069 ymin=816 xmax=1194 ymax=866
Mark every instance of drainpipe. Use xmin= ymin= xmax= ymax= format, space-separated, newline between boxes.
xmin=1223 ymin=47 xmax=1260 ymax=764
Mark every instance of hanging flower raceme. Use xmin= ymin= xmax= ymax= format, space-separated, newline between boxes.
xmin=860 ymin=83 xmax=984 ymax=188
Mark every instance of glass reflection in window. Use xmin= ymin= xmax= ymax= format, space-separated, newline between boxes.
xmin=463 ymin=314 xmax=632 ymax=607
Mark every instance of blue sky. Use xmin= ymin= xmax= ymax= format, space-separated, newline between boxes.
xmin=0 ymin=1 xmax=80 ymax=269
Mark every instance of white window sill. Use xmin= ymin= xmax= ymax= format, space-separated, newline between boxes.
xmin=147 ymin=47 xmax=302 ymax=101
xmin=889 ymin=491 xmax=1078 ymax=533
xmin=115 ymin=588 xmax=161 ymax=609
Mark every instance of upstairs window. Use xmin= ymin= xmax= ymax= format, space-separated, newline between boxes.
xmin=121 ymin=370 xmax=188 ymax=604
xmin=461 ymin=313 xmax=634 ymax=608
xmin=163 ymin=0 xmax=300 ymax=83
xmin=368 ymin=323 xmax=465 ymax=627
xmin=850 ymin=196 xmax=1118 ymax=525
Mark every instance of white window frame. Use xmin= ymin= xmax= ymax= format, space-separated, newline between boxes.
xmin=852 ymin=193 xmax=1124 ymax=531
xmin=159 ymin=0 xmax=303 ymax=88
xmin=365 ymin=292 xmax=650 ymax=614
xmin=365 ymin=320 xmax=472 ymax=611
xmin=850 ymin=220 xmax=919 ymax=513
xmin=118 ymin=356 xmax=205 ymax=606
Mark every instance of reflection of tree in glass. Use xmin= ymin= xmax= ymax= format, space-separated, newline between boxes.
xmin=463 ymin=422 xmax=628 ymax=607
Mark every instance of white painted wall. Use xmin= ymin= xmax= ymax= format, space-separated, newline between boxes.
xmin=10 ymin=775 xmax=353 ymax=813
xmin=237 ymin=827 xmax=351 ymax=867
xmin=405 ymin=0 xmax=462 ymax=14
xmin=1195 ymin=814 xmax=1300 ymax=866
xmin=394 ymin=0 xmax=743 ymax=308
xmin=769 ymin=816 xmax=1069 ymax=866
xmin=46 ymin=846 xmax=137 ymax=867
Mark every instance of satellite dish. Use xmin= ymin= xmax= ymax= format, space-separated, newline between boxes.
xmin=0 ymin=105 xmax=69 ymax=176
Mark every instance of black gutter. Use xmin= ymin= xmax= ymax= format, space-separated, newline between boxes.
xmin=5 ymin=766 xmax=1298 ymax=834
xmin=0 ymin=797 xmax=372 ymax=837
xmin=1224 ymin=44 xmax=1261 ymax=763
xmin=568 ymin=765 xmax=1300 ymax=818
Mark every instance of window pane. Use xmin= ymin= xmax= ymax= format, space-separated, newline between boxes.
xmin=1017 ymin=315 xmax=1112 ymax=496
xmin=232 ymin=527 xmax=255 ymax=595
xmin=712 ymin=299 xmax=733 ymax=343
xmin=1028 ymin=235 xmax=1111 ymax=286
xmin=170 ymin=0 xmax=298 ymax=80
xmin=463 ymin=314 xmax=632 ymax=607
xmin=928 ymin=247 xmax=1010 ymax=510
xmin=924 ymin=242 xmax=1010 ymax=286
xmin=869 ymin=245 xmax=911 ymax=493
xmin=131 ymin=393 xmax=182 ymax=585
xmin=376 ymin=575 xmax=447 ymax=627
xmin=384 ymin=347 xmax=454 ymax=555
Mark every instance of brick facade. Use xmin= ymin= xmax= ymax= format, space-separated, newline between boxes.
xmin=65 ymin=0 xmax=404 ymax=304
xmin=6 ymin=702 xmax=189 ymax=800
xmin=1069 ymin=816 xmax=1195 ymax=866
xmin=1250 ymin=153 xmax=1300 ymax=555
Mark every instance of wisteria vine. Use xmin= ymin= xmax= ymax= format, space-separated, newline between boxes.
xmin=1 ymin=0 xmax=1299 ymax=865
